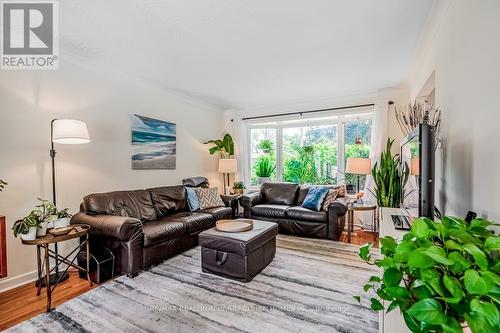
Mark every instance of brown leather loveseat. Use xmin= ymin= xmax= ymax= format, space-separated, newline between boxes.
xmin=239 ymin=182 xmax=348 ymax=240
xmin=71 ymin=184 xmax=235 ymax=277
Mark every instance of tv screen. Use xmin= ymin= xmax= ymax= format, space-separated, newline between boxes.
xmin=400 ymin=123 xmax=435 ymax=219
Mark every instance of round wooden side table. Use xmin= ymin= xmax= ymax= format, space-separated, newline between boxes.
xmin=347 ymin=202 xmax=378 ymax=243
xmin=22 ymin=224 xmax=92 ymax=312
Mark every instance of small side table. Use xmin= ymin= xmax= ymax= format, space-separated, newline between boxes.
xmin=347 ymin=202 xmax=378 ymax=243
xmin=22 ymin=224 xmax=92 ymax=312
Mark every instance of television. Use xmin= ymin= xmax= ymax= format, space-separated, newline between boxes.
xmin=400 ymin=123 xmax=435 ymax=219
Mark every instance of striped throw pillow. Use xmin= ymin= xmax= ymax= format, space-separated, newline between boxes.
xmin=195 ymin=187 xmax=225 ymax=209
xmin=322 ymin=189 xmax=339 ymax=211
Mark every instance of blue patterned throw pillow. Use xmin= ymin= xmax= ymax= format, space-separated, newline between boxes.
xmin=301 ymin=186 xmax=329 ymax=211
xmin=186 ymin=187 xmax=200 ymax=211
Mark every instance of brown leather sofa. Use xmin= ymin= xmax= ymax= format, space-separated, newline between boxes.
xmin=239 ymin=183 xmax=348 ymax=240
xmin=71 ymin=184 xmax=237 ymax=277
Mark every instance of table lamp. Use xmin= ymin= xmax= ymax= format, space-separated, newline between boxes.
xmin=218 ymin=158 xmax=237 ymax=195
xmin=48 ymin=118 xmax=90 ymax=284
xmin=345 ymin=157 xmax=371 ymax=195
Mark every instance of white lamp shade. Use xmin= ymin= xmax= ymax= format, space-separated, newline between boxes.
xmin=52 ymin=119 xmax=90 ymax=144
xmin=345 ymin=157 xmax=371 ymax=175
xmin=218 ymin=158 xmax=237 ymax=173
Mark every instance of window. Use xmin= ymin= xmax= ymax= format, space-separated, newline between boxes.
xmin=247 ymin=112 xmax=373 ymax=188
xmin=249 ymin=128 xmax=277 ymax=186
xmin=344 ymin=118 xmax=372 ymax=189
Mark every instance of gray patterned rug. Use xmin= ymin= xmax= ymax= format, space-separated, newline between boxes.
xmin=8 ymin=235 xmax=378 ymax=333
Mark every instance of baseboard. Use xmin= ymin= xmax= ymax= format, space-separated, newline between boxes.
xmin=0 ymin=270 xmax=37 ymax=293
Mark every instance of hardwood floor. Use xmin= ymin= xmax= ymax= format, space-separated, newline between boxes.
xmin=0 ymin=232 xmax=376 ymax=330
xmin=0 ymin=270 xmax=95 ymax=330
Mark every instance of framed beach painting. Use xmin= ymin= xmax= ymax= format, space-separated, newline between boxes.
xmin=131 ymin=114 xmax=176 ymax=169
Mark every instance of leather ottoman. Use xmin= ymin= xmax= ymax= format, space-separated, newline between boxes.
xmin=198 ymin=220 xmax=278 ymax=282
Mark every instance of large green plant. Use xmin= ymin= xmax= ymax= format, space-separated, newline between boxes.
xmin=356 ymin=216 xmax=500 ymax=333
xmin=371 ymin=138 xmax=409 ymax=207
xmin=254 ymin=156 xmax=276 ymax=178
xmin=204 ymin=134 xmax=234 ymax=158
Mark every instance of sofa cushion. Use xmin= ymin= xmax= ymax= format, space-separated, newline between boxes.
xmin=142 ymin=219 xmax=185 ymax=247
xmin=165 ymin=212 xmax=214 ymax=233
xmin=252 ymin=204 xmax=290 ymax=218
xmin=286 ymin=206 xmax=327 ymax=223
xmin=195 ymin=187 xmax=225 ymax=209
xmin=83 ymin=190 xmax=156 ymax=221
xmin=261 ymin=183 xmax=299 ymax=205
xmin=199 ymin=206 xmax=232 ymax=221
xmin=297 ymin=184 xmax=346 ymax=205
xmin=186 ymin=187 xmax=200 ymax=211
xmin=148 ymin=185 xmax=187 ymax=216
xmin=302 ymin=186 xmax=329 ymax=211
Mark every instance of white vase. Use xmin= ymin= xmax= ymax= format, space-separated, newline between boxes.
xmin=257 ymin=177 xmax=272 ymax=185
xmin=53 ymin=217 xmax=70 ymax=229
xmin=20 ymin=227 xmax=37 ymax=241
xmin=36 ymin=221 xmax=48 ymax=236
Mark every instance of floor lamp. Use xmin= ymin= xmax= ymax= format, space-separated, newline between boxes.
xmin=218 ymin=158 xmax=237 ymax=195
xmin=345 ymin=157 xmax=371 ymax=201
xmin=47 ymin=119 xmax=90 ymax=285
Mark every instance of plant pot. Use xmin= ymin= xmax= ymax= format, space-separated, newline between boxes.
xmin=20 ymin=227 xmax=37 ymax=241
xmin=53 ymin=217 xmax=70 ymax=229
xmin=36 ymin=221 xmax=48 ymax=236
xmin=257 ymin=177 xmax=272 ymax=185
xmin=233 ymin=188 xmax=244 ymax=195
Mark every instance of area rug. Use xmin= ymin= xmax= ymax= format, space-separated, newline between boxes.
xmin=7 ymin=235 xmax=379 ymax=333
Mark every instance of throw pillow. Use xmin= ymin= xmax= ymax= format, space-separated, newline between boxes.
xmin=195 ymin=187 xmax=225 ymax=210
xmin=301 ymin=186 xmax=329 ymax=211
xmin=185 ymin=187 xmax=200 ymax=211
xmin=321 ymin=189 xmax=338 ymax=211
xmin=333 ymin=184 xmax=346 ymax=197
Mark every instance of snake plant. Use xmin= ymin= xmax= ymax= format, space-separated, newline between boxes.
xmin=370 ymin=138 xmax=409 ymax=207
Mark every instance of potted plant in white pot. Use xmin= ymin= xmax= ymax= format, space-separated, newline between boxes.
xmin=53 ymin=208 xmax=72 ymax=229
xmin=370 ymin=139 xmax=409 ymax=208
xmin=35 ymin=198 xmax=58 ymax=236
xmin=254 ymin=155 xmax=276 ymax=185
xmin=356 ymin=216 xmax=500 ymax=333
xmin=12 ymin=211 xmax=41 ymax=241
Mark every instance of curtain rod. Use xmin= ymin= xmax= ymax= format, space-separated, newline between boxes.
xmin=241 ymin=102 xmax=382 ymax=121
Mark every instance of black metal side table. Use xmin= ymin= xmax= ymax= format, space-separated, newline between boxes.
xmin=22 ymin=224 xmax=92 ymax=312
xmin=347 ymin=202 xmax=378 ymax=243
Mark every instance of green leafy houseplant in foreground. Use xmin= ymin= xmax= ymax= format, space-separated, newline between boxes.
xmin=356 ymin=216 xmax=500 ymax=333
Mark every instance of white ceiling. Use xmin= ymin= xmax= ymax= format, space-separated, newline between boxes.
xmin=61 ymin=0 xmax=434 ymax=110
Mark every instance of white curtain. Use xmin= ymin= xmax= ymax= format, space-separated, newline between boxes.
xmin=360 ymin=97 xmax=389 ymax=229
xmin=228 ymin=115 xmax=250 ymax=185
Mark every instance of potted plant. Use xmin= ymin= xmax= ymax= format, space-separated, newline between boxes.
xmin=12 ymin=211 xmax=41 ymax=241
xmin=35 ymin=198 xmax=58 ymax=236
xmin=254 ymin=155 xmax=276 ymax=185
xmin=370 ymin=138 xmax=409 ymax=208
xmin=53 ymin=208 xmax=72 ymax=228
xmin=258 ymin=139 xmax=274 ymax=154
xmin=356 ymin=216 xmax=500 ymax=333
xmin=204 ymin=134 xmax=235 ymax=159
xmin=232 ymin=181 xmax=246 ymax=195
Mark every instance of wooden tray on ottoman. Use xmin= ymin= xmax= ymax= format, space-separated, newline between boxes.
xmin=215 ymin=219 xmax=253 ymax=232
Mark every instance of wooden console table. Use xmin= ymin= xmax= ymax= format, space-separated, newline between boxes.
xmin=22 ymin=224 xmax=93 ymax=312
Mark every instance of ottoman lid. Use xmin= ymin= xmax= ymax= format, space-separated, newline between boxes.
xmin=199 ymin=220 xmax=278 ymax=256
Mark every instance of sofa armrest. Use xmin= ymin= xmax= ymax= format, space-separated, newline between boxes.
xmin=70 ymin=212 xmax=142 ymax=241
xmin=220 ymin=195 xmax=239 ymax=219
xmin=326 ymin=200 xmax=348 ymax=240
xmin=239 ymin=192 xmax=262 ymax=218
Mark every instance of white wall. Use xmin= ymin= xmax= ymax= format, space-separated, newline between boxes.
xmin=408 ymin=0 xmax=500 ymax=220
xmin=0 ymin=57 xmax=224 ymax=290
